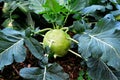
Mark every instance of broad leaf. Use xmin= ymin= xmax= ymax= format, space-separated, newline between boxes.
xmin=81 ymin=5 xmax=105 ymax=14
xmin=87 ymin=58 xmax=119 ymax=80
xmin=0 ymin=28 xmax=26 ymax=70
xmin=70 ymin=21 xmax=86 ymax=33
xmin=17 ymin=1 xmax=29 ymax=13
xmin=29 ymin=0 xmax=46 ymax=14
xmin=115 ymin=21 xmax=120 ymax=29
xmin=20 ymin=63 xmax=69 ymax=80
xmin=110 ymin=0 xmax=117 ymax=3
xmin=78 ymin=17 xmax=120 ymax=70
xmin=25 ymin=37 xmax=44 ymax=60
xmin=0 ymin=0 xmax=3 ymax=2
xmin=1 ymin=28 xmax=24 ymax=37
xmin=117 ymin=0 xmax=120 ymax=4
xmin=111 ymin=10 xmax=120 ymax=16
xmin=66 ymin=0 xmax=89 ymax=13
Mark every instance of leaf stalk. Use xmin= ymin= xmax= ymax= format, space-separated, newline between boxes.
xmin=68 ymin=37 xmax=79 ymax=44
xmin=34 ymin=28 xmax=52 ymax=34
xmin=68 ymin=49 xmax=82 ymax=58
xmin=43 ymin=66 xmax=47 ymax=80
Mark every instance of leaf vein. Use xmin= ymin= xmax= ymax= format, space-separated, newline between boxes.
xmin=89 ymin=34 xmax=120 ymax=57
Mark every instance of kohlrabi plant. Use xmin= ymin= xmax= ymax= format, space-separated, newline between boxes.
xmin=0 ymin=0 xmax=120 ymax=80
xmin=43 ymin=29 xmax=71 ymax=58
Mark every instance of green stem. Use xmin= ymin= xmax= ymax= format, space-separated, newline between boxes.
xmin=43 ymin=66 xmax=46 ymax=80
xmin=56 ymin=25 xmax=60 ymax=29
xmin=34 ymin=28 xmax=52 ymax=34
xmin=40 ymin=42 xmax=43 ymax=45
xmin=52 ymin=23 xmax=56 ymax=29
xmin=68 ymin=49 xmax=82 ymax=58
xmin=9 ymin=10 xmax=12 ymax=20
xmin=68 ymin=37 xmax=79 ymax=44
xmin=61 ymin=27 xmax=69 ymax=32
xmin=63 ymin=12 xmax=70 ymax=26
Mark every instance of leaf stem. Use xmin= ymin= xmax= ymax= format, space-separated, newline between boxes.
xmin=68 ymin=49 xmax=82 ymax=58
xmin=63 ymin=12 xmax=70 ymax=26
xmin=52 ymin=23 xmax=56 ymax=29
xmin=34 ymin=28 xmax=52 ymax=34
xmin=43 ymin=66 xmax=47 ymax=80
xmin=68 ymin=37 xmax=79 ymax=44
xmin=61 ymin=27 xmax=69 ymax=32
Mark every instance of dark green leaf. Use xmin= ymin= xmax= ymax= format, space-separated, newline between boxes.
xmin=113 ymin=71 xmax=120 ymax=79
xmin=0 ymin=28 xmax=26 ymax=70
xmin=17 ymin=1 xmax=29 ymax=13
xmin=116 ymin=0 xmax=120 ymax=4
xmin=26 ymin=13 xmax=35 ymax=29
xmin=87 ymin=58 xmax=119 ymax=80
xmin=115 ymin=21 xmax=120 ymax=29
xmin=70 ymin=21 xmax=85 ymax=33
xmin=110 ymin=0 xmax=117 ymax=3
xmin=20 ymin=63 xmax=69 ymax=80
xmin=104 ymin=14 xmax=115 ymax=20
xmin=0 ymin=0 xmax=3 ymax=2
xmin=67 ymin=0 xmax=89 ymax=13
xmin=1 ymin=27 xmax=24 ymax=37
xmin=81 ymin=5 xmax=105 ymax=14
xmin=38 ymin=56 xmax=48 ymax=68
xmin=25 ymin=37 xmax=44 ymax=60
xmin=111 ymin=10 xmax=120 ymax=16
xmin=106 ymin=3 xmax=113 ymax=10
xmin=29 ymin=0 xmax=46 ymax=14
xmin=78 ymin=17 xmax=120 ymax=70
